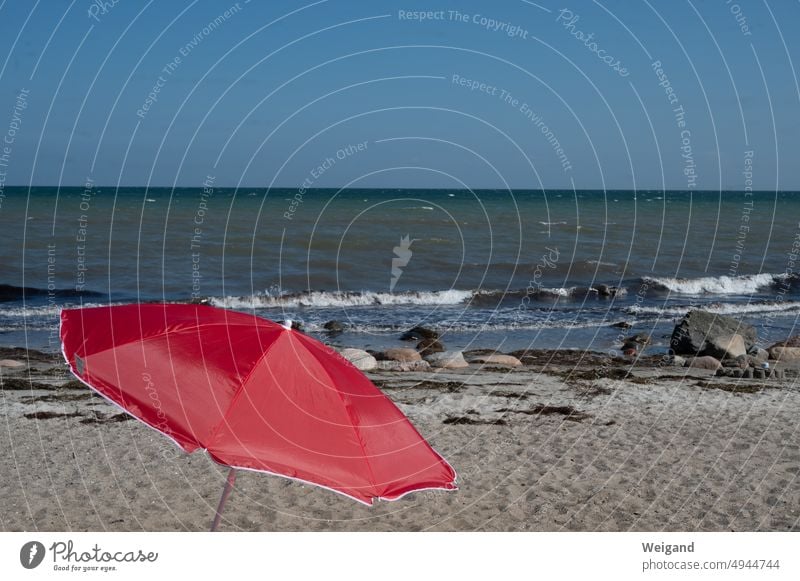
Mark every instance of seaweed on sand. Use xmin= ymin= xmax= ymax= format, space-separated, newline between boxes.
xmin=695 ymin=381 xmax=765 ymax=394
xmin=489 ymin=389 xmax=530 ymax=400
xmin=376 ymin=380 xmax=465 ymax=393
xmin=79 ymin=412 xmax=132 ymax=425
xmin=559 ymin=367 xmax=652 ymax=384
xmin=20 ymin=392 xmax=94 ymax=404
xmin=443 ymin=415 xmax=507 ymax=426
xmin=497 ymin=404 xmax=591 ymax=422
xmin=1 ymin=377 xmax=57 ymax=391
xmin=509 ymin=349 xmax=612 ymax=367
xmin=24 ymin=409 xmax=134 ymax=424
xmin=23 ymin=411 xmax=83 ymax=420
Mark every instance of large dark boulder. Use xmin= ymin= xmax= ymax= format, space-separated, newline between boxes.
xmin=670 ymin=310 xmax=756 ymax=357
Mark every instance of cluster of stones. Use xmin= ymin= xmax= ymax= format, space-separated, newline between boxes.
xmin=665 ymin=310 xmax=795 ymax=378
xmin=329 ymin=310 xmax=800 ymax=379
xmin=327 ymin=323 xmax=522 ymax=371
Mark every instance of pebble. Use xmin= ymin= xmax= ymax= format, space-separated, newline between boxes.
xmin=0 ymin=359 xmax=25 ymax=368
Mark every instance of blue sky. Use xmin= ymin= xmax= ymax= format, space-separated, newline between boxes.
xmin=0 ymin=0 xmax=798 ymax=190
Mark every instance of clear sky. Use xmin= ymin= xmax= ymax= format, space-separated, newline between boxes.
xmin=0 ymin=0 xmax=798 ymax=190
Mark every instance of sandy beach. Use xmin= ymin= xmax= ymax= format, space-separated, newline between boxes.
xmin=2 ymin=346 xmax=798 ymax=532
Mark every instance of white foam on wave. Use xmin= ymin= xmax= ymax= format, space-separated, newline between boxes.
xmin=210 ymin=285 xmax=608 ymax=311
xmin=626 ymin=300 xmax=800 ymax=318
xmin=210 ymin=289 xmax=475 ymax=309
xmin=499 ymin=287 xmax=579 ymax=297
xmin=301 ymin=319 xmax=611 ymax=333
xmin=643 ymin=273 xmax=786 ymax=295
xmin=0 ymin=303 xmax=110 ymax=317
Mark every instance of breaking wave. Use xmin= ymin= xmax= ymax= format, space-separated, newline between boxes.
xmin=0 ymin=303 xmax=114 ymax=317
xmin=301 ymin=319 xmax=613 ymax=333
xmin=210 ymin=290 xmax=475 ymax=309
xmin=209 ymin=285 xmax=629 ymax=309
xmin=626 ymin=300 xmax=800 ymax=318
xmin=642 ymin=273 xmax=792 ymax=295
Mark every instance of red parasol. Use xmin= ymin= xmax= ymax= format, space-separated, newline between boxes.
xmin=60 ymin=303 xmax=456 ymax=529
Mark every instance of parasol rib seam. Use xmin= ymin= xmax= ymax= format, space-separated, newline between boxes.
xmin=299 ymin=335 xmax=381 ymax=498
xmin=204 ymin=333 xmax=282 ymax=447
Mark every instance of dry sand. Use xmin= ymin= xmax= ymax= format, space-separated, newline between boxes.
xmin=2 ymin=354 xmax=799 ymax=531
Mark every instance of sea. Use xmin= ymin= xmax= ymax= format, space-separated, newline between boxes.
xmin=1 ymin=186 xmax=799 ymax=355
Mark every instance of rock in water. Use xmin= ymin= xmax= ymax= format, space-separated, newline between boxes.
xmin=417 ymin=338 xmax=445 ymax=356
xmin=400 ymin=326 xmax=439 ymax=341
xmin=379 ymin=348 xmax=422 ymax=363
xmin=670 ymin=310 xmax=756 ymax=357
xmin=424 ymin=351 xmax=469 ymax=369
xmin=685 ymin=356 xmax=722 ymax=371
xmin=595 ymin=284 xmax=622 ymax=297
xmin=621 ymin=333 xmax=649 ymax=355
xmin=625 ymin=333 xmax=651 ymax=346
xmin=338 ymin=348 xmax=377 ymax=371
xmin=323 ymin=320 xmax=346 ymax=333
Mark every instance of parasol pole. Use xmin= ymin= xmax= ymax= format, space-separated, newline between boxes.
xmin=210 ymin=468 xmax=237 ymax=532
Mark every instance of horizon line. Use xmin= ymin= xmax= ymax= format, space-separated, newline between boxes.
xmin=5 ymin=185 xmax=799 ymax=194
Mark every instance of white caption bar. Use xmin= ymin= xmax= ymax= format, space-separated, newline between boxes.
xmin=1 ymin=532 xmax=797 ymax=580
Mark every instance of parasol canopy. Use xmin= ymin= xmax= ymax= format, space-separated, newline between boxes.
xmin=60 ymin=303 xmax=456 ymax=510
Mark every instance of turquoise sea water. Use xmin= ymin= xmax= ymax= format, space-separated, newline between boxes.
xmin=1 ymin=187 xmax=799 ymax=353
